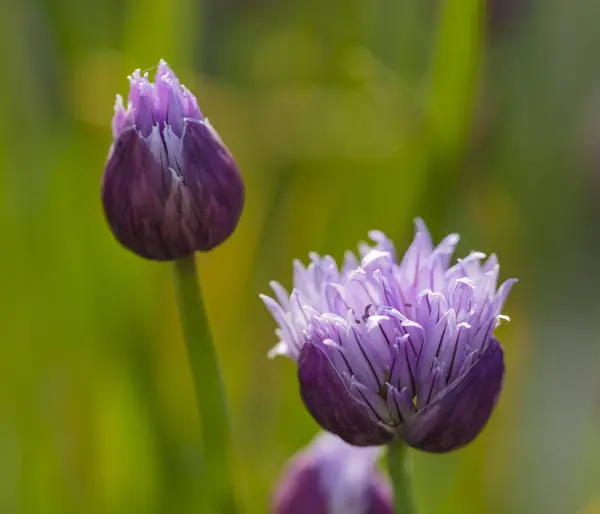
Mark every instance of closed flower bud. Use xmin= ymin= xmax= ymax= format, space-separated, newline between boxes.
xmin=272 ymin=432 xmax=392 ymax=514
xmin=262 ymin=219 xmax=515 ymax=452
xmin=101 ymin=59 xmax=244 ymax=260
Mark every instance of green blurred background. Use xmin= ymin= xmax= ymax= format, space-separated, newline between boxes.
xmin=2 ymin=0 xmax=600 ymax=512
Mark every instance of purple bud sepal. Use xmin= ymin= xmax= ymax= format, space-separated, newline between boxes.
xmin=402 ymin=338 xmax=504 ymax=453
xmin=102 ymin=61 xmax=244 ymax=261
xmin=298 ymin=341 xmax=394 ymax=447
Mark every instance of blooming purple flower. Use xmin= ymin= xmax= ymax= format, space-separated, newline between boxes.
xmin=272 ymin=432 xmax=392 ymax=514
xmin=261 ymin=219 xmax=516 ymax=451
xmin=102 ymin=59 xmax=244 ymax=260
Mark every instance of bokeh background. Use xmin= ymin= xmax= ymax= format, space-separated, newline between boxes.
xmin=2 ymin=0 xmax=600 ymax=513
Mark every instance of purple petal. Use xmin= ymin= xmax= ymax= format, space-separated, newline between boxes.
xmin=325 ymin=283 xmax=351 ymax=316
xmin=361 ymin=249 xmax=394 ymax=276
xmin=398 ymin=219 xmax=434 ymax=287
xmin=269 ymin=281 xmax=291 ymax=309
xmin=349 ymin=378 xmax=391 ymax=424
xmin=128 ymin=71 xmax=156 ymax=137
xmin=482 ymin=253 xmax=498 ymax=272
xmin=180 ymin=118 xmax=244 ymax=251
xmin=418 ymin=309 xmax=456 ymax=383
xmin=342 ymin=251 xmax=360 ymax=275
xmin=341 ymin=324 xmax=388 ymax=391
xmin=385 ymin=385 xmax=415 ymax=424
xmin=365 ymin=316 xmax=399 ymax=379
xmin=400 ymin=320 xmax=424 ymax=358
xmin=367 ymin=230 xmax=397 ymax=261
xmin=445 ymin=322 xmax=471 ymax=383
xmin=126 ymin=69 xmax=144 ymax=110
xmin=365 ymin=479 xmax=394 ymax=514
xmin=298 ymin=342 xmax=393 ymax=446
xmin=431 ymin=232 xmax=460 ymax=270
xmin=112 ymin=94 xmax=133 ymax=138
xmin=449 ymin=278 xmax=475 ymax=321
xmin=402 ymin=338 xmax=504 ymax=453
xmin=102 ymin=128 xmax=193 ymax=260
xmin=181 ymin=84 xmax=203 ymax=120
xmin=415 ymin=290 xmax=446 ymax=330
xmin=470 ymin=316 xmax=496 ymax=353
xmin=157 ymin=71 xmax=185 ymax=136
xmin=387 ymin=334 xmax=416 ymax=395
xmin=494 ymin=278 xmax=518 ymax=314
xmin=422 ymin=255 xmax=446 ymax=294
xmin=260 ymin=294 xmax=299 ymax=357
xmin=272 ymin=454 xmax=328 ymax=514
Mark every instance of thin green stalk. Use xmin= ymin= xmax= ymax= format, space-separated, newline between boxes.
xmin=173 ymin=255 xmax=238 ymax=514
xmin=387 ymin=439 xmax=416 ymax=514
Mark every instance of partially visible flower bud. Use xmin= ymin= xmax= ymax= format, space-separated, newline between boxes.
xmin=272 ymin=432 xmax=392 ymax=514
xmin=101 ymin=59 xmax=244 ymax=260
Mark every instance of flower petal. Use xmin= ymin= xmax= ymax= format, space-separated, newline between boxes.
xmin=180 ymin=119 xmax=244 ymax=251
xmin=102 ymin=128 xmax=191 ymax=260
xmin=272 ymin=454 xmax=328 ymax=514
xmin=402 ymin=338 xmax=504 ymax=452
xmin=365 ymin=480 xmax=394 ymax=514
xmin=298 ymin=342 xmax=394 ymax=446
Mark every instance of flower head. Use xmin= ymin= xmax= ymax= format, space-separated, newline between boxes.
xmin=272 ymin=432 xmax=392 ymax=514
xmin=261 ymin=219 xmax=516 ymax=451
xmin=102 ymin=59 xmax=244 ymax=260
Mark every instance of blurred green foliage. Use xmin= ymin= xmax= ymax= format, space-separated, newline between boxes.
xmin=1 ymin=0 xmax=600 ymax=513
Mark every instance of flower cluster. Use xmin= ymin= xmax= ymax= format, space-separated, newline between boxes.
xmin=102 ymin=59 xmax=244 ymax=260
xmin=272 ymin=432 xmax=392 ymax=514
xmin=262 ymin=219 xmax=515 ymax=451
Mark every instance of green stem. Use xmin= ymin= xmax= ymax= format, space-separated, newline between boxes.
xmin=173 ymin=255 xmax=238 ymax=514
xmin=387 ymin=439 xmax=416 ymax=514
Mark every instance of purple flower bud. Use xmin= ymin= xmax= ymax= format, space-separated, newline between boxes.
xmin=261 ymin=219 xmax=516 ymax=452
xmin=101 ymin=59 xmax=244 ymax=260
xmin=272 ymin=432 xmax=392 ymax=514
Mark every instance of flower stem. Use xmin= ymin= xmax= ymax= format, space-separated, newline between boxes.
xmin=173 ymin=255 xmax=238 ymax=513
xmin=387 ymin=439 xmax=416 ymax=514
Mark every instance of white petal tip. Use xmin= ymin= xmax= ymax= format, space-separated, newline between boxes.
xmin=267 ymin=342 xmax=290 ymax=359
